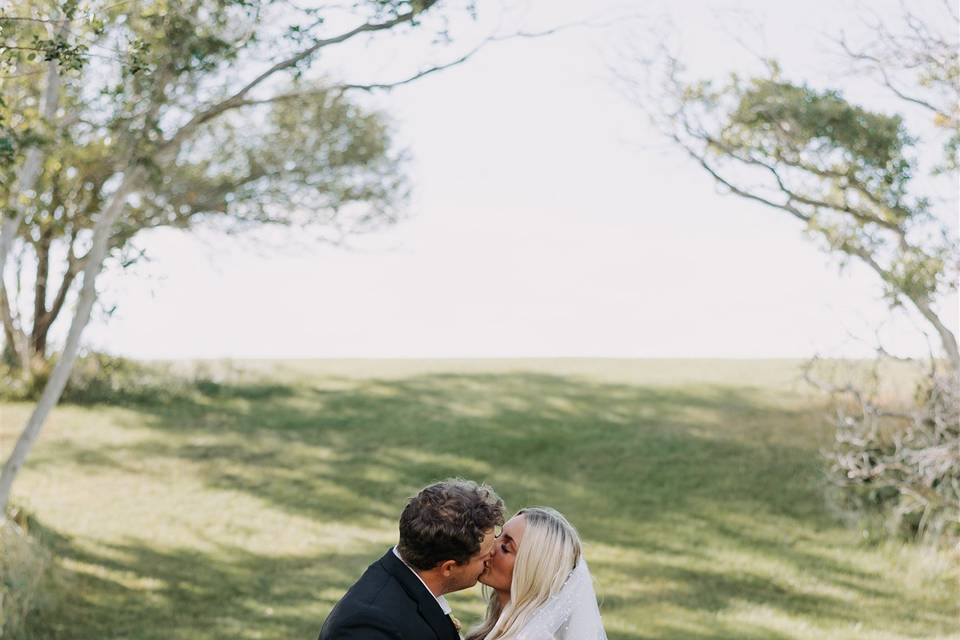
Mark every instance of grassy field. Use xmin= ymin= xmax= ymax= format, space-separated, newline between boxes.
xmin=1 ymin=359 xmax=957 ymax=640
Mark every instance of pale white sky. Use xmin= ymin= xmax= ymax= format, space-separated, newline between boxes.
xmin=84 ymin=0 xmax=959 ymax=359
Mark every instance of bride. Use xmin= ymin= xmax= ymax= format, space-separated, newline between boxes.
xmin=465 ymin=507 xmax=607 ymax=640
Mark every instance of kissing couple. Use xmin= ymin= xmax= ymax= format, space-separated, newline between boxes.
xmin=317 ymin=478 xmax=606 ymax=640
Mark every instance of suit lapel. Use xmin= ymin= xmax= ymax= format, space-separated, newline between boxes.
xmin=378 ymin=549 xmax=458 ymax=640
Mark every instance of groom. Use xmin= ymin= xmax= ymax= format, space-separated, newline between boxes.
xmin=317 ymin=478 xmax=505 ymax=640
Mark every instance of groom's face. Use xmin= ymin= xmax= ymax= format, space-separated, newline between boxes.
xmin=441 ymin=529 xmax=497 ymax=593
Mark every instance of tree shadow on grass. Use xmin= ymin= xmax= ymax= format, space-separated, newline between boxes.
xmin=27 ymin=516 xmax=378 ymax=640
xmin=107 ymin=373 xmax=824 ymax=519
xmin=23 ymin=371 xmax=959 ymax=639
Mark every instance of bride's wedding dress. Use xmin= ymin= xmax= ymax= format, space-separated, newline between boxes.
xmin=514 ymin=560 xmax=607 ymax=640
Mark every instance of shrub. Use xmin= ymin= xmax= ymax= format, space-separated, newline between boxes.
xmin=814 ymin=361 xmax=960 ymax=547
xmin=59 ymin=352 xmax=181 ymax=405
xmin=0 ymin=511 xmax=55 ymax=638
xmin=0 ymin=352 xmax=241 ymax=405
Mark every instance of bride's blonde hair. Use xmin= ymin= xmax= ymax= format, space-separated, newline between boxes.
xmin=465 ymin=507 xmax=581 ymax=640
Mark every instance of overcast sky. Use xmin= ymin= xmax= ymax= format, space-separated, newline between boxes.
xmin=83 ymin=0 xmax=959 ymax=359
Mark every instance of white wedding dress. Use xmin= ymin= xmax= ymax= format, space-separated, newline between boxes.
xmin=513 ymin=559 xmax=607 ymax=640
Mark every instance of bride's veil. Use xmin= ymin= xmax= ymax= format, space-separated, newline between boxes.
xmin=513 ymin=559 xmax=607 ymax=640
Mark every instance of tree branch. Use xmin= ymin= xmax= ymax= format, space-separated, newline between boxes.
xmin=672 ymin=117 xmax=812 ymax=222
xmin=676 ymin=135 xmax=811 ymax=223
xmin=841 ymin=243 xmax=960 ymax=369
xmin=160 ymin=2 xmax=437 ymax=158
xmin=839 ymin=40 xmax=951 ymax=119
xmin=36 ymin=230 xmax=82 ymax=347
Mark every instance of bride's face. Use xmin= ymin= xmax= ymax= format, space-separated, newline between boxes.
xmin=478 ymin=513 xmax=527 ymax=592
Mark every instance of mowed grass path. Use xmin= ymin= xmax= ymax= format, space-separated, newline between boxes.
xmin=2 ymin=360 xmax=957 ymax=640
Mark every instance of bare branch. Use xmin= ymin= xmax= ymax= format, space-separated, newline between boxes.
xmin=161 ymin=3 xmax=438 ymax=157
xmin=0 ymin=16 xmax=63 ymax=23
xmin=335 ymin=19 xmax=605 ymax=93
xmin=336 ymin=45 xmax=481 ymax=93
xmin=838 ymin=39 xmax=950 ymax=119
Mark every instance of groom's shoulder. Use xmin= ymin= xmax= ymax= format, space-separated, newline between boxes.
xmin=345 ymin=554 xmax=403 ymax=604
xmin=319 ymin=551 xmax=413 ymax=638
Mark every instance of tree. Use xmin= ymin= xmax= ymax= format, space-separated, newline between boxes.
xmin=621 ymin=64 xmax=958 ymax=370
xmin=617 ymin=3 xmax=958 ymax=542
xmin=0 ymin=0 xmax=486 ymax=514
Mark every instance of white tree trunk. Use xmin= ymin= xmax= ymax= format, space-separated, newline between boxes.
xmin=0 ymin=54 xmax=63 ymax=376
xmin=0 ymin=172 xmax=136 ymax=513
xmin=0 ymin=48 xmax=62 ymax=275
xmin=0 ymin=287 xmax=32 ymax=369
xmin=911 ymin=296 xmax=960 ymax=372
xmin=849 ymin=247 xmax=960 ymax=372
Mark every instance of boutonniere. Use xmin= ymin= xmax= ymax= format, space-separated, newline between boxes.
xmin=450 ymin=615 xmax=462 ymax=632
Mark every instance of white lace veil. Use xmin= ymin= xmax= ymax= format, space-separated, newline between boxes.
xmin=513 ymin=559 xmax=607 ymax=640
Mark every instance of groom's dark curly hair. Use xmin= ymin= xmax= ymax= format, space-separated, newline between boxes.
xmin=398 ymin=478 xmax=505 ymax=570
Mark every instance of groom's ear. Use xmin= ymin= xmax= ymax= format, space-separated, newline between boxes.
xmin=438 ymin=559 xmax=459 ymax=576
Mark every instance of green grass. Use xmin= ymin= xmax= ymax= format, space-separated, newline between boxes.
xmin=1 ymin=359 xmax=957 ymax=640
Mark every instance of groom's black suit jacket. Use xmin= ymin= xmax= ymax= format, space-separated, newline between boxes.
xmin=317 ymin=549 xmax=461 ymax=640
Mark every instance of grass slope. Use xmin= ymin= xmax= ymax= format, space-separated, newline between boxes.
xmin=1 ymin=359 xmax=956 ymax=640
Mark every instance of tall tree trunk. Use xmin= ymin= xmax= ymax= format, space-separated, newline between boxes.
xmin=30 ymin=228 xmax=53 ymax=361
xmin=1 ymin=290 xmax=22 ymax=367
xmin=0 ymin=286 xmax=30 ymax=371
xmin=849 ymin=246 xmax=960 ymax=371
xmin=0 ymin=35 xmax=63 ymax=379
xmin=0 ymin=172 xmax=136 ymax=514
xmin=32 ymin=249 xmax=82 ymax=364
xmin=912 ymin=296 xmax=959 ymax=372
xmin=31 ymin=317 xmax=51 ymax=363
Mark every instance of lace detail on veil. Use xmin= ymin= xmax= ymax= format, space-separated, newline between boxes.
xmin=514 ymin=560 xmax=607 ymax=640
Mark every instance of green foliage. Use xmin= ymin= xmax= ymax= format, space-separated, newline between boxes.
xmin=30 ymin=33 xmax=89 ymax=70
xmin=0 ymin=135 xmax=13 ymax=165
xmin=119 ymin=88 xmax=407 ymax=236
xmin=0 ymin=1 xmax=90 ymax=74
xmin=726 ymin=80 xmax=914 ymax=211
xmin=674 ymin=71 xmax=957 ymax=320
xmin=939 ymin=128 xmax=960 ymax=174
xmin=0 ymin=352 xmax=232 ymax=405
xmin=884 ymin=247 xmax=952 ymax=305
xmin=59 ymin=353 xmax=178 ymax=405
